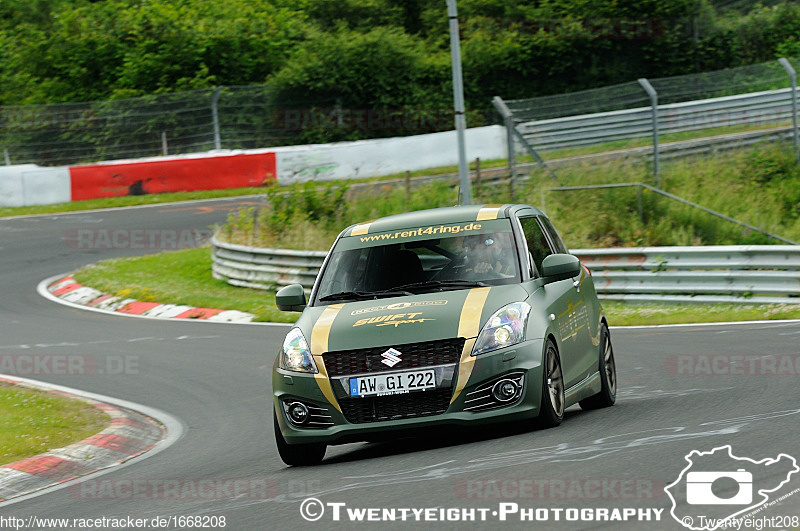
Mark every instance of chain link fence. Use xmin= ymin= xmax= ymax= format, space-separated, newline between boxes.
xmin=505 ymin=58 xmax=796 ymax=122
xmin=3 ymin=55 xmax=800 ymax=168
xmin=496 ymin=56 xmax=800 ymax=180
xmin=2 ymin=87 xmax=468 ymax=166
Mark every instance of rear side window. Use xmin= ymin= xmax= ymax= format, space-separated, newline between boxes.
xmin=518 ymin=217 xmax=553 ymax=277
xmin=539 ymin=216 xmax=568 ymax=254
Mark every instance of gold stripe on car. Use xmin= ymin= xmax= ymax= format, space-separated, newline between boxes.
xmin=451 ymin=287 xmax=492 ymax=403
xmin=476 ymin=204 xmax=503 ymax=221
xmin=350 ymin=221 xmax=375 ymax=236
xmin=311 ymin=303 xmax=345 ymax=412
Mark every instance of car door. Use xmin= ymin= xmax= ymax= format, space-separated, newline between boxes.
xmin=517 ymin=215 xmax=588 ymax=389
xmin=538 ymin=215 xmax=597 ymax=384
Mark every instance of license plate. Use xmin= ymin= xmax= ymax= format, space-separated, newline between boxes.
xmin=349 ymin=369 xmax=436 ymax=397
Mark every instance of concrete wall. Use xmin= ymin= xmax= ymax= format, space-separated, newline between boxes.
xmin=0 ymin=165 xmax=71 ymax=207
xmin=1 ymin=125 xmax=507 ymax=206
xmin=272 ymin=125 xmax=506 ymax=184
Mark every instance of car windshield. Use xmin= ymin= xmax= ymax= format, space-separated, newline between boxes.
xmin=314 ymin=220 xmax=520 ymax=304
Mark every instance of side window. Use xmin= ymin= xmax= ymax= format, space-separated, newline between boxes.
xmin=539 ymin=216 xmax=568 ymax=254
xmin=519 ymin=217 xmax=553 ymax=277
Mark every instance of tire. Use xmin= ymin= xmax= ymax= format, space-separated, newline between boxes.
xmin=579 ymin=323 xmax=617 ymax=410
xmin=535 ymin=339 xmax=565 ymax=429
xmin=274 ymin=411 xmax=326 ymax=466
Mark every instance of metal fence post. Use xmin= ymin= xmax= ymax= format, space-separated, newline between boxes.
xmin=446 ymin=0 xmax=472 ymax=206
xmin=491 ymin=97 xmax=516 ymax=176
xmin=3 ymin=149 xmax=10 ymax=166
xmin=778 ymin=58 xmax=799 ymax=164
xmin=161 ymin=132 xmax=168 ymax=156
xmin=492 ymin=96 xmax=557 ymax=184
xmin=212 ymin=86 xmax=223 ymax=150
xmin=638 ymin=78 xmax=660 ymax=184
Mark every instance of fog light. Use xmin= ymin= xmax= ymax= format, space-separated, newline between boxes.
xmin=287 ymin=402 xmax=309 ymax=425
xmin=492 ymin=379 xmax=520 ymax=402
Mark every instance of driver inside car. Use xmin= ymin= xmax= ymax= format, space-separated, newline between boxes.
xmin=463 ymin=232 xmax=515 ymax=277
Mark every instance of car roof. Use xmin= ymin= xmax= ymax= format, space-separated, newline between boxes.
xmin=343 ymin=203 xmax=546 ymax=237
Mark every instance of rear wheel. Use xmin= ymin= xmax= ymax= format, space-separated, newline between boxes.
xmin=274 ymin=411 xmax=326 ymax=466
xmin=579 ymin=323 xmax=617 ymax=410
xmin=535 ymin=339 xmax=564 ymax=428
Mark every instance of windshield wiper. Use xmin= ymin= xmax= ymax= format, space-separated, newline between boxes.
xmin=318 ymin=289 xmax=414 ymax=302
xmin=393 ymin=280 xmax=488 ymax=292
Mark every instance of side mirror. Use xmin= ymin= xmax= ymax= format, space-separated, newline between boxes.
xmin=541 ymin=254 xmax=581 ymax=284
xmin=276 ymin=284 xmax=307 ymax=312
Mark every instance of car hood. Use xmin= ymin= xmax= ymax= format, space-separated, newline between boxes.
xmin=296 ymin=284 xmax=530 ymax=354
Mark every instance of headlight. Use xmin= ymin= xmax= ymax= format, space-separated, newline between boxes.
xmin=280 ymin=328 xmax=318 ymax=373
xmin=472 ymin=302 xmax=531 ymax=356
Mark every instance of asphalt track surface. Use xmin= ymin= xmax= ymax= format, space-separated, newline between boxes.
xmin=1 ymin=199 xmax=799 ymax=530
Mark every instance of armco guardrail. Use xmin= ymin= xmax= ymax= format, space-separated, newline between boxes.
xmin=211 ymin=237 xmax=326 ymax=291
xmin=517 ymin=88 xmax=798 ymax=152
xmin=212 ymin=238 xmax=800 ymax=304
xmin=578 ymin=246 xmax=800 ymax=304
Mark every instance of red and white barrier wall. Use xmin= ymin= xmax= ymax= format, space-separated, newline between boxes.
xmin=0 ymin=126 xmax=506 ymax=207
xmin=0 ymin=152 xmax=277 ymax=207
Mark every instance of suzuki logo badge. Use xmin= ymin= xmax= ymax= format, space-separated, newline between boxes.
xmin=381 ymin=348 xmax=402 ymax=367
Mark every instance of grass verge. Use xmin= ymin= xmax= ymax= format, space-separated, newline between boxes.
xmin=603 ymin=301 xmax=800 ymax=326
xmin=72 ymin=247 xmax=299 ymax=323
xmin=72 ymin=247 xmax=800 ymax=326
xmin=0 ymin=188 xmax=272 ymax=219
xmin=0 ymin=383 xmax=110 ymax=466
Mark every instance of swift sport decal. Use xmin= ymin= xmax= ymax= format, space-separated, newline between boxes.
xmin=352 ymin=312 xmax=435 ymax=328
xmin=310 ymin=303 xmax=345 ymax=412
xmin=451 ymin=287 xmax=492 ymax=404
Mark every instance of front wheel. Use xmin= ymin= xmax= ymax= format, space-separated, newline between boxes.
xmin=579 ymin=323 xmax=617 ymax=410
xmin=535 ymin=339 xmax=564 ymax=429
xmin=274 ymin=411 xmax=326 ymax=466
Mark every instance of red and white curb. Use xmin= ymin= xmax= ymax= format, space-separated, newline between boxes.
xmin=0 ymin=376 xmax=177 ymax=504
xmin=45 ymin=275 xmax=256 ymax=323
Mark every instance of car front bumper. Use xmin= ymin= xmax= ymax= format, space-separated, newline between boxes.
xmin=273 ymin=339 xmax=545 ymax=445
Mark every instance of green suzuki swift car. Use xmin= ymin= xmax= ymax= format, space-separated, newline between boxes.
xmin=272 ymin=204 xmax=616 ymax=466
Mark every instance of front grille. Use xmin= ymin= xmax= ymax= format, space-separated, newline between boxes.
xmin=339 ymin=388 xmax=453 ymax=424
xmin=322 ymin=338 xmax=465 ymax=377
